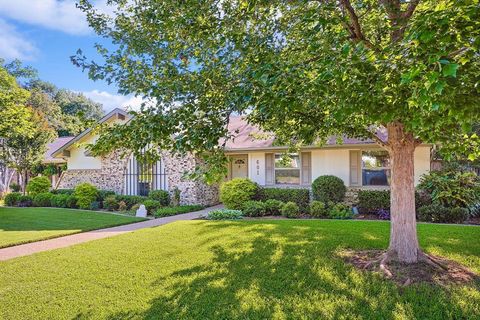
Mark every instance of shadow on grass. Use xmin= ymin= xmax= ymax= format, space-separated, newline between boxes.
xmin=102 ymin=220 xmax=479 ymax=319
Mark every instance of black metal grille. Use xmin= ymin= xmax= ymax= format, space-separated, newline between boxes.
xmin=123 ymin=154 xmax=167 ymax=196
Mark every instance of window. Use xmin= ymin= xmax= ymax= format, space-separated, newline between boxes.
xmin=274 ymin=153 xmax=300 ymax=184
xmin=362 ymin=150 xmax=390 ymax=186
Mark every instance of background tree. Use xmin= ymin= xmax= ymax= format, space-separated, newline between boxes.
xmin=0 ymin=108 xmax=56 ymax=193
xmin=75 ymin=0 xmax=480 ymax=264
xmin=1 ymin=59 xmax=105 ymax=136
xmin=0 ymin=66 xmax=33 ymax=196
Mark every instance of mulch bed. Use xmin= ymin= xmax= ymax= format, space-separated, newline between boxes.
xmin=340 ymin=249 xmax=479 ymax=287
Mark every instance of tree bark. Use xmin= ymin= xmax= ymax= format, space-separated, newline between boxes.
xmin=387 ymin=122 xmax=420 ymax=263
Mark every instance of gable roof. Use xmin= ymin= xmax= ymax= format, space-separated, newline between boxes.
xmin=51 ymin=108 xmax=131 ymax=158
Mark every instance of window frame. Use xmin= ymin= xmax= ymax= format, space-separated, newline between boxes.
xmin=274 ymin=153 xmax=301 ymax=185
xmin=360 ymin=149 xmax=391 ymax=187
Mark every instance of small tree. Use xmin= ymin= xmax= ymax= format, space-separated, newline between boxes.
xmin=0 ymin=109 xmax=56 ymax=193
xmin=75 ymin=1 xmax=480 ymax=264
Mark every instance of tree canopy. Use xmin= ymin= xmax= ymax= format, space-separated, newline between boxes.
xmin=2 ymin=59 xmax=105 ymax=137
xmin=76 ymin=0 xmax=479 ymax=165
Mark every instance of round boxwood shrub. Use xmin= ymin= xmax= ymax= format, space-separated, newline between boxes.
xmin=148 ymin=190 xmax=170 ymax=206
xmin=220 ymin=178 xmax=259 ymax=210
xmin=51 ymin=194 xmax=70 ymax=208
xmin=26 ymin=176 xmax=51 ymax=196
xmin=4 ymin=192 xmax=21 ymax=206
xmin=310 ymin=201 xmax=328 ymax=218
xmin=74 ymin=183 xmax=98 ymax=210
xmin=281 ymin=201 xmax=300 ymax=218
xmin=33 ymin=192 xmax=54 ymax=207
xmin=143 ymin=199 xmax=161 ymax=214
xmin=242 ymin=200 xmax=267 ymax=217
xmin=312 ymin=175 xmax=346 ymax=203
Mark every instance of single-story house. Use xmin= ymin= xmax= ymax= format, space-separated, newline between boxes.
xmin=49 ymin=108 xmax=432 ymax=206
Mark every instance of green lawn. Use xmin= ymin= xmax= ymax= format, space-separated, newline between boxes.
xmin=0 ymin=220 xmax=479 ymax=319
xmin=0 ymin=207 xmax=145 ymax=248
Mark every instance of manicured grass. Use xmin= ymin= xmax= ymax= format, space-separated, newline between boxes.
xmin=0 ymin=207 xmax=146 ymax=248
xmin=0 ymin=220 xmax=479 ymax=319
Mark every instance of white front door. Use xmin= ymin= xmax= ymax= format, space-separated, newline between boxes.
xmin=231 ymin=156 xmax=248 ymax=179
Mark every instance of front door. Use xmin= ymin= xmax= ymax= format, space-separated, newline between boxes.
xmin=231 ymin=156 xmax=248 ymax=179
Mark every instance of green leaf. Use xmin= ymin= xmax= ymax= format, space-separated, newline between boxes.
xmin=442 ymin=63 xmax=459 ymax=77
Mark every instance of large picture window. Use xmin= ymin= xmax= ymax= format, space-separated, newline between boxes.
xmin=275 ymin=153 xmax=300 ymax=185
xmin=362 ymin=150 xmax=390 ymax=186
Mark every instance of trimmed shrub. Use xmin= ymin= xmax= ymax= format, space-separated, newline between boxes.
xmin=418 ymin=204 xmax=468 ymax=224
xmin=9 ymin=183 xmax=21 ymax=192
xmin=207 ymin=209 xmax=243 ymax=220
xmin=312 ymin=175 xmax=346 ymax=203
xmin=242 ymin=201 xmax=267 ymax=217
xmin=115 ymin=195 xmax=147 ymax=209
xmin=90 ymin=201 xmax=101 ymax=211
xmin=4 ymin=192 xmax=21 ymax=206
xmin=66 ymin=195 xmax=78 ymax=209
xmin=357 ymin=190 xmax=390 ymax=213
xmin=143 ymin=199 xmax=161 ymax=214
xmin=448 ymin=207 xmax=469 ymax=224
xmin=220 ymin=178 xmax=259 ymax=210
xmin=281 ymin=201 xmax=300 ymax=218
xmin=154 ymin=205 xmax=204 ymax=217
xmin=97 ymin=190 xmax=116 ymax=202
xmin=328 ymin=203 xmax=353 ymax=219
xmin=26 ymin=176 xmax=51 ymax=196
xmin=33 ymin=192 xmax=54 ymax=207
xmin=148 ymin=190 xmax=170 ymax=206
xmin=74 ymin=183 xmax=98 ymax=210
xmin=358 ymin=190 xmax=433 ymax=214
xmin=51 ymin=189 xmax=74 ymax=195
xmin=103 ymin=195 xmax=119 ymax=211
xmin=51 ymin=194 xmax=70 ymax=208
xmin=118 ymin=201 xmax=128 ymax=212
xmin=17 ymin=195 xmax=33 ymax=207
xmin=310 ymin=201 xmax=328 ymax=218
xmin=264 ymin=199 xmax=284 ymax=216
xmin=260 ymin=187 xmax=310 ymax=212
xmin=418 ymin=204 xmax=449 ymax=223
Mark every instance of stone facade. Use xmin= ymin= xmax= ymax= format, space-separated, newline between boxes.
xmin=161 ymin=152 xmax=219 ymax=206
xmin=58 ymin=150 xmax=129 ymax=194
xmin=58 ymin=150 xmax=219 ymax=206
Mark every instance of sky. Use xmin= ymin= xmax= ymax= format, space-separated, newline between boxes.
xmin=0 ymin=0 xmax=142 ymax=112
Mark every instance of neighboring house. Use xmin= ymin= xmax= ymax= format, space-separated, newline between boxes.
xmin=50 ymin=108 xmax=432 ymax=206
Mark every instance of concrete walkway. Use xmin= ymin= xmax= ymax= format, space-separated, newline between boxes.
xmin=0 ymin=205 xmax=223 ymax=261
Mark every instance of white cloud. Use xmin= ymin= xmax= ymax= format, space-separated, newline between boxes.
xmin=0 ymin=0 xmax=112 ymax=35
xmin=82 ymin=90 xmax=147 ymax=112
xmin=0 ymin=19 xmax=37 ymax=60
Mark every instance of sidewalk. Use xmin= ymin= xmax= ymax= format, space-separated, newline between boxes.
xmin=0 ymin=205 xmax=223 ymax=261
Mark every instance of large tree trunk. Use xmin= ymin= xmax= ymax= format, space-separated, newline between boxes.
xmin=387 ymin=122 xmax=420 ymax=263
